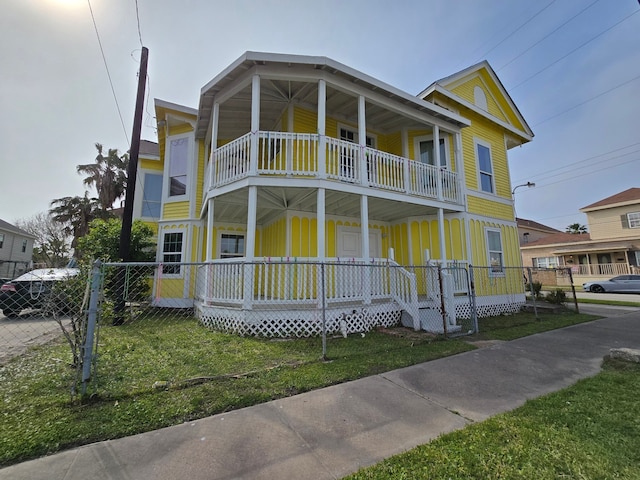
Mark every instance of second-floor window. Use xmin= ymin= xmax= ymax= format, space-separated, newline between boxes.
xmin=0 ymin=233 xmax=4 ymax=249
xmin=21 ymin=240 xmax=27 ymax=253
xmin=418 ymin=138 xmax=448 ymax=168
xmin=476 ymin=140 xmax=494 ymax=193
xmin=169 ymin=138 xmax=189 ymax=197
xmin=627 ymin=212 xmax=640 ymax=228
xmin=142 ymin=173 xmax=163 ymax=218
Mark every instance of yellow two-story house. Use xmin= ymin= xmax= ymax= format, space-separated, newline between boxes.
xmin=137 ymin=52 xmax=533 ymax=336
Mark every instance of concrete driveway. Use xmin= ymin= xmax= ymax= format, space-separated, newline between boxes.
xmin=0 ymin=311 xmax=69 ymax=365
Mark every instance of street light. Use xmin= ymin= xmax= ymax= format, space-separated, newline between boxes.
xmin=512 ymin=181 xmax=536 ymax=195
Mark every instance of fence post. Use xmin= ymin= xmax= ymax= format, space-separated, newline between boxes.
xmin=567 ymin=267 xmax=579 ymax=313
xmin=527 ymin=267 xmax=539 ymax=321
xmin=468 ymin=266 xmax=478 ymax=334
xmin=321 ymin=262 xmax=327 ymax=361
xmin=81 ymin=259 xmax=102 ymax=395
xmin=437 ymin=263 xmax=448 ymax=337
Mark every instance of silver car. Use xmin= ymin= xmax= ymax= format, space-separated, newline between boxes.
xmin=582 ymin=275 xmax=640 ymax=293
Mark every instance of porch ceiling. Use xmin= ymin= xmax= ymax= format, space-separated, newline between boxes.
xmin=216 ymin=80 xmax=438 ymax=142
xmin=212 ymin=186 xmax=450 ymax=226
xmin=553 ymin=242 xmax=635 ymax=255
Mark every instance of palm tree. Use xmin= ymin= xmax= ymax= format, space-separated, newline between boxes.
xmin=76 ymin=143 xmax=128 ymax=213
xmin=566 ymin=223 xmax=587 ymax=234
xmin=50 ymin=193 xmax=101 ymax=257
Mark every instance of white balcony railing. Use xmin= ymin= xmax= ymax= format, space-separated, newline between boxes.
xmin=205 ymin=131 xmax=463 ymax=205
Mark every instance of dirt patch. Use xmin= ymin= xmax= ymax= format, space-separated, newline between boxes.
xmin=375 ymin=326 xmax=438 ymax=342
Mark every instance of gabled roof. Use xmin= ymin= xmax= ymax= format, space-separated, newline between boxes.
xmin=580 ymin=188 xmax=640 ymax=212
xmin=516 ymin=217 xmax=561 ymax=234
xmin=139 ymin=140 xmax=159 ymax=157
xmin=418 ymin=60 xmax=533 ymax=145
xmin=520 ymin=232 xmax=591 ymax=248
xmin=0 ymin=219 xmax=35 ymax=238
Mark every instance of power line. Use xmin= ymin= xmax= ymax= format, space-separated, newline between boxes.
xmin=513 ymin=142 xmax=640 ymax=185
xmin=531 ymin=73 xmax=640 ymax=127
xmin=475 ymin=0 xmax=558 ymax=62
xmin=497 ymin=0 xmax=601 ymax=72
xmin=509 ymin=8 xmax=640 ymax=91
xmin=87 ymin=0 xmax=130 ymax=146
xmin=134 ymin=0 xmax=144 ymax=47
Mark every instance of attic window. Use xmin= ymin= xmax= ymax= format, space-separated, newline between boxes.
xmin=474 ymin=86 xmax=488 ymax=111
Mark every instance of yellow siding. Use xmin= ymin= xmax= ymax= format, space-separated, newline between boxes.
xmin=449 ymin=76 xmax=508 ymax=123
xmin=262 ymin=217 xmax=287 ymax=257
xmin=163 ymin=202 xmax=189 ymax=219
xmin=460 ymin=109 xmax=511 ymax=198
xmin=139 ymin=159 xmax=163 ymax=171
xmin=168 ymin=124 xmax=193 ymax=136
xmin=467 ymin=196 xmax=514 ymax=221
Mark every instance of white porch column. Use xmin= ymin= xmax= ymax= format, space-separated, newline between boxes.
xmin=249 ymin=74 xmax=260 ymax=175
xmin=358 ymin=95 xmax=367 ymax=186
xmin=210 ymin=102 xmax=220 ymax=188
xmin=286 ymin=104 xmax=294 ymax=173
xmin=438 ymin=207 xmax=447 ymax=264
xmin=361 ymin=194 xmax=371 ymax=305
xmin=454 ymin=131 xmax=466 ymax=205
xmin=317 ymin=79 xmax=326 ymax=178
xmin=243 ymin=186 xmax=258 ymax=310
xmin=317 ymin=188 xmax=325 ymax=259
xmin=434 ymin=125 xmax=443 ymax=201
xmin=401 ymin=128 xmax=410 ymax=193
xmin=206 ymin=198 xmax=215 ymax=261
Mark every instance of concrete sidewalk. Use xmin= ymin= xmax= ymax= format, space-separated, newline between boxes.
xmin=2 ymin=308 xmax=639 ymax=480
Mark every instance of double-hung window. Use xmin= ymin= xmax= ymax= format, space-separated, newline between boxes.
xmin=476 ymin=140 xmax=494 ymax=194
xmin=0 ymin=233 xmax=4 ymax=249
xmin=169 ymin=138 xmax=189 ymax=197
xmin=21 ymin=240 xmax=27 ymax=253
xmin=486 ymin=228 xmax=504 ymax=275
xmin=627 ymin=212 xmax=640 ymax=228
xmin=339 ymin=127 xmax=375 ymax=180
xmin=162 ymin=232 xmax=183 ymax=275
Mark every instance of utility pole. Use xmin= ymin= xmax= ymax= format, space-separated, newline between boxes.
xmin=114 ymin=47 xmax=148 ymax=326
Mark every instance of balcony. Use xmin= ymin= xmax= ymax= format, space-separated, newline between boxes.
xmin=205 ymin=131 xmax=463 ymax=206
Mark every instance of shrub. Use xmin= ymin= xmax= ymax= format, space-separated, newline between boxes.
xmin=526 ymin=281 xmax=543 ymax=300
xmin=545 ymin=289 xmax=567 ymax=305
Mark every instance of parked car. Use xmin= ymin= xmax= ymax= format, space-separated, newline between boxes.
xmin=0 ymin=267 xmax=80 ymax=318
xmin=582 ymin=275 xmax=640 ymax=294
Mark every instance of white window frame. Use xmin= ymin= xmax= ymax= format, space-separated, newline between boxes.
xmin=164 ymin=134 xmax=192 ymax=202
xmin=485 ymin=227 xmax=504 ymax=276
xmin=338 ymin=124 xmax=376 ymax=148
xmin=160 ymin=229 xmax=186 ymax=277
xmin=135 ymin=170 xmax=164 ymax=220
xmin=218 ymin=232 xmax=246 ymax=259
xmin=414 ymin=134 xmax=450 ymax=169
xmin=533 ymin=257 xmax=560 ymax=268
xmin=0 ymin=233 xmax=4 ymax=249
xmin=628 ymin=212 xmax=640 ymax=228
xmin=475 ymin=138 xmax=495 ymax=194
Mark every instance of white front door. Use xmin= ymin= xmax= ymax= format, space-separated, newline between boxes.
xmin=337 ymin=226 xmax=381 ymax=259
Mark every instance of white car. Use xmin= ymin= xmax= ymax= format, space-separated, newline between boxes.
xmin=582 ymin=275 xmax=640 ymax=294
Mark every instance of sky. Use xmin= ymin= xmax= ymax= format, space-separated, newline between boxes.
xmin=1 ymin=0 xmax=639 ymax=233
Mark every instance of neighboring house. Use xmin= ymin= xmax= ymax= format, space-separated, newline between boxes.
xmin=0 ymin=219 xmax=35 ymax=279
xmin=136 ymin=52 xmax=534 ymax=335
xmin=516 ymin=217 xmax=561 ymax=246
xmin=520 ymin=188 xmax=640 ymax=282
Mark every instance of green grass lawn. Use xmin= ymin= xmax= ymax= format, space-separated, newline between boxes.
xmin=345 ymin=358 xmax=640 ymax=479
xmin=0 ymin=310 xmax=601 ymax=467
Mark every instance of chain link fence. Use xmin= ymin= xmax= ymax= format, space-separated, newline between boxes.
xmin=1 ymin=260 xmax=579 ymax=396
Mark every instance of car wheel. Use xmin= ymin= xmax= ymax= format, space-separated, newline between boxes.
xmin=3 ymin=309 xmax=18 ymax=318
xmin=590 ymin=285 xmax=605 ymax=293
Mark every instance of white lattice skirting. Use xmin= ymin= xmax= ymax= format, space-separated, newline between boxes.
xmin=195 ymin=300 xmax=401 ymax=338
